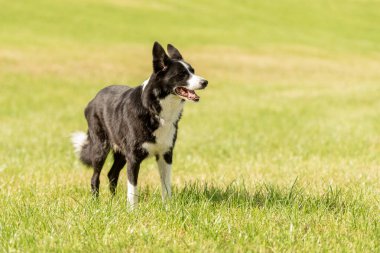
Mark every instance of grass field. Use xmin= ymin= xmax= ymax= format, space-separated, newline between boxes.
xmin=1 ymin=0 xmax=380 ymax=252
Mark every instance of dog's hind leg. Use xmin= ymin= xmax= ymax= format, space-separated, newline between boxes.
xmin=108 ymin=152 xmax=126 ymax=195
xmin=91 ymin=157 xmax=108 ymax=197
xmin=89 ymin=137 xmax=110 ymax=197
xmin=91 ymin=154 xmax=108 ymax=197
xmin=91 ymin=170 xmax=101 ymax=198
xmin=157 ymin=152 xmax=172 ymax=202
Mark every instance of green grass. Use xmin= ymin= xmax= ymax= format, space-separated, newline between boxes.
xmin=1 ymin=0 xmax=380 ymax=252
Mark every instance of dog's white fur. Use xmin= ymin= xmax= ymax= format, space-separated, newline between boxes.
xmin=127 ymin=180 xmax=138 ymax=208
xmin=71 ymin=131 xmax=88 ymax=156
xmin=142 ymin=94 xmax=183 ymax=157
xmin=157 ymin=158 xmax=172 ymax=201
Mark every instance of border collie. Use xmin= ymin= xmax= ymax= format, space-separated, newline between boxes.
xmin=71 ymin=42 xmax=208 ymax=207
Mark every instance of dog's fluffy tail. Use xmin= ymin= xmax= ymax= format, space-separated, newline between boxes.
xmin=71 ymin=131 xmax=92 ymax=166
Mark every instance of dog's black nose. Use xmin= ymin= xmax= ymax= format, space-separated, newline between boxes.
xmin=201 ymin=79 xmax=208 ymax=88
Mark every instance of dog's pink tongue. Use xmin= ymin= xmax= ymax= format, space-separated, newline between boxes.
xmin=188 ymin=90 xmax=199 ymax=100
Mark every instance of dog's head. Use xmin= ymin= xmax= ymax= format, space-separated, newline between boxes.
xmin=150 ymin=41 xmax=208 ymax=102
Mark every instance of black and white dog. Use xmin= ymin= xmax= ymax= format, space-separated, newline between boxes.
xmin=71 ymin=42 xmax=208 ymax=207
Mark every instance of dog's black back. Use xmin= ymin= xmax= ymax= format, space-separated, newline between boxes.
xmin=81 ymin=85 xmax=156 ymax=165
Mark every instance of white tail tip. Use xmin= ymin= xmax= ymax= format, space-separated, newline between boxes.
xmin=71 ymin=131 xmax=88 ymax=156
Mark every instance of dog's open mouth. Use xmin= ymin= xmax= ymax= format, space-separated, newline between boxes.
xmin=174 ymin=87 xmax=200 ymax=102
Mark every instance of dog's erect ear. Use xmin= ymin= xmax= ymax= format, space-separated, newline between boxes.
xmin=167 ymin=44 xmax=183 ymax=60
xmin=152 ymin=41 xmax=170 ymax=73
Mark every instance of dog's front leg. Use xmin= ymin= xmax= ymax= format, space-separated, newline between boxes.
xmin=157 ymin=154 xmax=172 ymax=202
xmin=127 ymin=160 xmax=140 ymax=209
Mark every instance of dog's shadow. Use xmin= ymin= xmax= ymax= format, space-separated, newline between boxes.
xmin=159 ymin=181 xmax=364 ymax=213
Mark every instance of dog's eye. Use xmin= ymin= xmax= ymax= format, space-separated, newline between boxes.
xmin=172 ymin=71 xmax=187 ymax=82
xmin=177 ymin=70 xmax=187 ymax=77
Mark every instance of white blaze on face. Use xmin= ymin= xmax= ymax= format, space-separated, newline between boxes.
xmin=178 ymin=61 xmax=206 ymax=90
xmin=187 ymin=74 xmax=204 ymax=90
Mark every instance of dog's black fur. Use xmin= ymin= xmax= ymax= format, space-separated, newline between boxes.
xmin=72 ymin=42 xmax=207 ymax=202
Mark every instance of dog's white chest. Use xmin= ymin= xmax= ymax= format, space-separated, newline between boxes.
xmin=142 ymin=95 xmax=183 ymax=156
